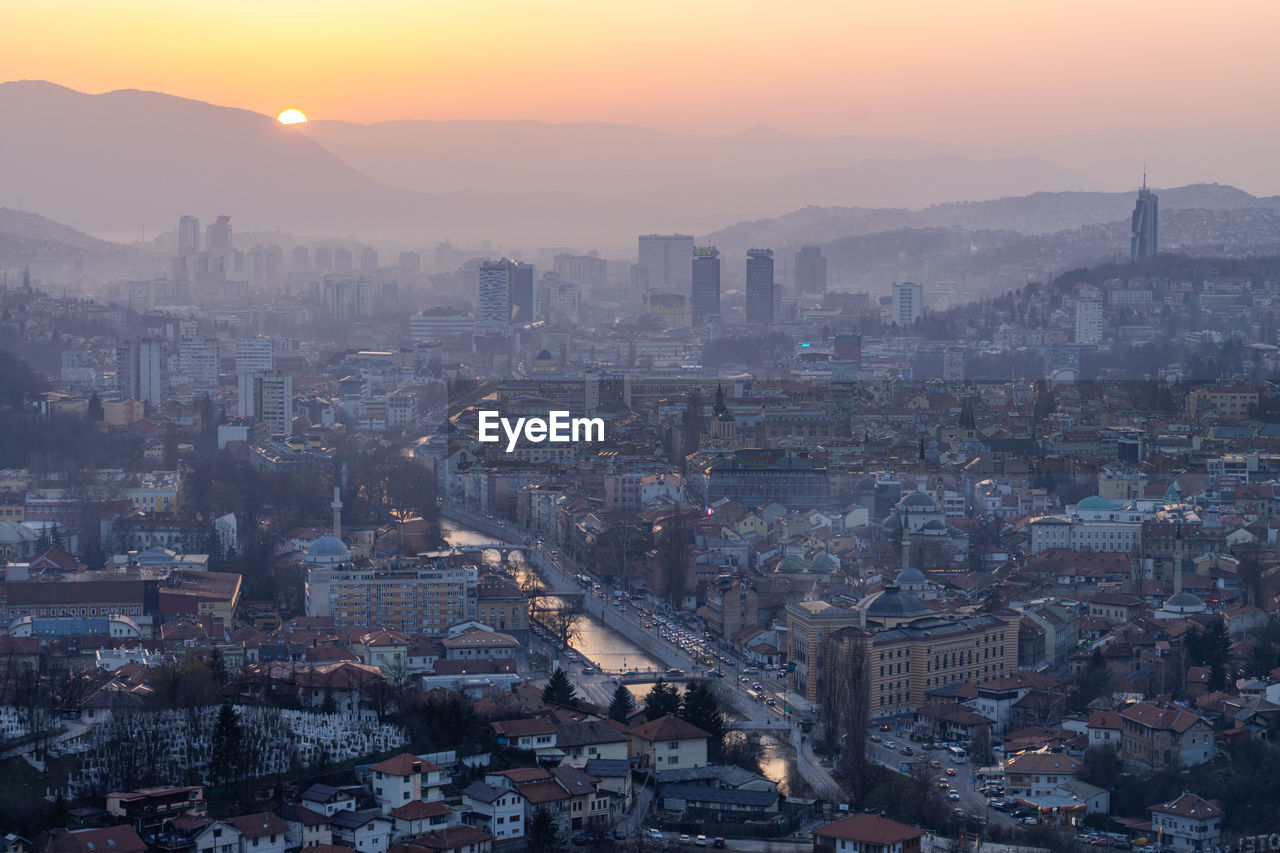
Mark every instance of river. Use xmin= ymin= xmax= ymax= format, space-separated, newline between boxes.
xmin=440 ymin=518 xmax=799 ymax=793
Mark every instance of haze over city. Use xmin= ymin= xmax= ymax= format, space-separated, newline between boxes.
xmin=3 ymin=4 xmax=1280 ymax=853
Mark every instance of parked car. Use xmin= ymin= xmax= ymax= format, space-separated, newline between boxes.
xmin=679 ymin=835 xmax=691 ymax=845
xmin=696 ymin=836 xmax=708 ymax=847
xmin=945 ymin=768 xmax=957 ymax=776
xmin=613 ymin=829 xmax=627 ymax=840
xmin=714 ymin=839 xmax=726 ymax=849
xmin=647 ymin=829 xmax=663 ymax=840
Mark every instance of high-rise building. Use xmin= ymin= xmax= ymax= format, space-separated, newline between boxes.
xmin=305 ymin=559 xmax=478 ymax=633
xmin=477 ymin=259 xmax=515 ymax=329
xmin=511 ymin=262 xmax=535 ymax=323
xmin=638 ymin=234 xmax=694 ymax=291
xmin=360 ymin=245 xmax=379 ymax=272
xmin=290 ymin=245 xmax=310 ymax=271
xmin=745 ymin=249 xmax=775 ymax=326
xmin=691 ymin=247 xmax=721 ymax=326
xmin=314 ymin=245 xmax=333 ymax=272
xmin=794 ymin=246 xmax=828 ymax=295
xmin=177 ymin=216 xmax=200 ymax=256
xmin=234 ymin=336 xmax=274 ymax=374
xmin=1075 ymin=299 xmax=1103 ymax=344
xmin=321 ymin=276 xmax=373 ymax=324
xmin=553 ymin=253 xmax=607 ymax=287
xmin=178 ymin=338 xmax=219 ymax=388
xmin=116 ymin=339 xmax=166 ymax=406
xmin=253 ymin=370 xmax=293 ymax=435
xmin=205 ymin=215 xmax=232 ymax=256
xmin=1131 ymin=177 xmax=1158 ymax=262
xmin=643 ymin=291 xmax=689 ymax=327
xmin=333 ymin=246 xmax=353 ymax=274
xmin=891 ymin=281 xmax=924 ymax=326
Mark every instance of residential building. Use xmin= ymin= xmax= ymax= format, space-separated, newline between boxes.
xmin=1149 ymin=792 xmax=1222 ymax=852
xmin=1075 ymin=299 xmax=1102 ymax=344
xmin=630 ymin=715 xmax=710 ymax=769
xmin=368 ymin=754 xmax=446 ymax=813
xmin=222 ymin=813 xmax=289 ymax=853
xmin=305 ymin=559 xmax=478 ymax=634
xmin=812 ymin=814 xmax=924 ymax=853
xmin=253 ymin=371 xmax=293 ymax=435
xmin=891 ymin=282 xmax=923 ymax=326
xmin=1119 ymin=703 xmax=1215 ymax=771
xmin=1003 ymin=750 xmax=1083 ymax=799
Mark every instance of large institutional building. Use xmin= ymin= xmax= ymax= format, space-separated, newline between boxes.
xmin=787 ymin=578 xmax=1019 ymax=715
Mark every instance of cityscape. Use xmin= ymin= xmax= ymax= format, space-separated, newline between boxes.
xmin=2 ymin=4 xmax=1280 ymax=853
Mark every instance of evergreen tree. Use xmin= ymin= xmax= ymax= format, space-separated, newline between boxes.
xmin=526 ymin=808 xmax=558 ymax=853
xmin=543 ymin=667 xmax=578 ymax=706
xmin=644 ymin=678 xmax=681 ymax=720
xmin=86 ymin=392 xmax=104 ymax=422
xmin=208 ymin=702 xmax=244 ymax=787
xmin=678 ymin=682 xmax=725 ymax=753
xmin=607 ymin=682 xmax=636 ymax=723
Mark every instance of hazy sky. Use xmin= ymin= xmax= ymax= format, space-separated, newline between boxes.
xmin=5 ymin=0 xmax=1278 ymax=143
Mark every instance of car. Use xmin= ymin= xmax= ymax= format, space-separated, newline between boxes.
xmin=766 ymin=697 xmax=777 ymax=706
xmin=870 ymin=734 xmax=882 ymax=743
xmin=740 ymin=675 xmax=751 ymax=684
xmin=901 ymin=746 xmax=914 ymax=756
xmin=986 ymin=798 xmax=1003 ymax=809
xmin=953 ymin=809 xmax=965 ymax=819
xmin=938 ymin=780 xmax=950 ymax=789
xmin=1091 ymin=840 xmax=1116 ymax=848
xmin=929 ymin=759 xmax=942 ymax=768
xmin=884 ymin=740 xmax=896 ymax=749
xmin=571 ymin=834 xmax=588 ymax=846
xmin=945 ymin=767 xmax=957 ymax=776
xmin=713 ymin=839 xmax=726 ymax=849
xmin=696 ymin=836 xmax=708 ymax=847
xmin=614 ymin=829 xmax=628 ymax=840
xmin=679 ymin=834 xmax=691 ymax=845
xmin=949 ymin=791 xmax=961 ymax=800
xmin=647 ymin=829 xmax=664 ymax=840
xmin=1022 ymin=817 xmax=1038 ymax=826
xmin=880 ymin=724 xmax=891 ymax=731
xmin=753 ymin=682 xmax=764 ymax=691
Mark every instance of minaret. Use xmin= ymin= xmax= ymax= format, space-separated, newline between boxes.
xmin=901 ymin=530 xmax=911 ymax=574
xmin=332 ymin=486 xmax=343 ymax=541
xmin=1173 ymin=521 xmax=1183 ymax=595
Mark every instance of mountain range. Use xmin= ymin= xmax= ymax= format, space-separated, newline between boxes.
xmin=3 ymin=80 xmax=1278 ymax=255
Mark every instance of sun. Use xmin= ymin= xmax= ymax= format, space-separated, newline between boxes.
xmin=276 ymin=108 xmax=308 ymax=125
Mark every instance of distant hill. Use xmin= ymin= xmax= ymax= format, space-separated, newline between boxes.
xmin=0 ymin=207 xmax=163 ymax=284
xmin=699 ymin=184 xmax=1280 ymax=261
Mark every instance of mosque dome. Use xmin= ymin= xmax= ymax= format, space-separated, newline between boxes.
xmin=861 ymin=584 xmax=932 ymax=621
xmin=1076 ymin=496 xmax=1117 ymax=511
xmin=897 ymin=567 xmax=927 ymax=586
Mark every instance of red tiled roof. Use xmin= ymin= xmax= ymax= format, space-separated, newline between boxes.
xmin=223 ymin=812 xmax=289 ymax=839
xmin=814 ymin=814 xmax=925 ymax=844
xmin=388 ymin=801 xmax=451 ymax=821
xmin=630 ymin=714 xmax=711 ymax=742
xmin=370 ymin=753 xmax=441 ymax=776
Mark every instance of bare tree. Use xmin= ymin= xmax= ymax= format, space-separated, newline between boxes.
xmin=821 ymin=629 xmax=868 ymax=798
xmin=541 ymin=601 xmax=583 ymax=649
xmin=653 ymin=513 xmax=693 ymax=605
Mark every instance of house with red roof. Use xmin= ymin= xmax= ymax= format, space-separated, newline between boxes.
xmin=813 ymin=814 xmax=924 ymax=853
xmin=629 ymin=715 xmax=710 ymax=770
xmin=1120 ymin=703 xmax=1215 ymax=771
xmin=368 ymin=754 xmax=446 ymax=814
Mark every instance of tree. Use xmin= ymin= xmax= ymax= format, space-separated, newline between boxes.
xmin=720 ymin=730 xmax=763 ymax=774
xmin=543 ymin=667 xmax=578 ymax=707
xmin=542 ymin=601 xmax=583 ymax=649
xmin=607 ymin=682 xmax=636 ymax=723
xmin=86 ymin=392 xmax=103 ymax=422
xmin=208 ymin=703 xmax=245 ymax=788
xmin=645 ymin=678 xmax=681 ymax=720
xmin=822 ymin=633 xmax=869 ymax=798
xmin=652 ymin=513 xmax=693 ymax=605
xmin=678 ymin=682 xmax=725 ymax=757
xmin=1080 ymin=745 xmax=1124 ymax=790
xmin=526 ymin=808 xmax=558 ymax=853
xmin=1071 ymin=648 xmax=1112 ymax=710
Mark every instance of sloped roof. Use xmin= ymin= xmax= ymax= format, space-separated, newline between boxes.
xmin=630 ymin=714 xmax=711 ymax=742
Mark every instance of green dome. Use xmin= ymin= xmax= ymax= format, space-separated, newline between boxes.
xmin=778 ymin=555 xmax=808 ymax=573
xmin=1076 ymin=496 xmax=1116 ymax=511
xmin=809 ymin=554 xmax=836 ymax=573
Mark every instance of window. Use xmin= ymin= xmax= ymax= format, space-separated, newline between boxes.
xmin=667 ymin=756 xmax=678 ymax=764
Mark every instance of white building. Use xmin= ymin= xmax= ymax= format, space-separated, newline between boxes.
xmin=1149 ymin=792 xmax=1222 ymax=852
xmin=410 ymin=308 xmax=475 ymax=343
xmin=178 ymin=339 xmax=219 ymax=388
xmin=254 ymin=371 xmax=293 ymax=435
xmin=629 ymin=715 xmax=710 ymax=770
xmin=891 ymin=282 xmax=924 ymax=326
xmin=234 ymin=336 xmax=274 ymax=374
xmin=1075 ymin=299 xmax=1103 ymax=344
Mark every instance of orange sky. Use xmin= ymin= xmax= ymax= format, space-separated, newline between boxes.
xmin=5 ymin=0 xmax=1277 ymax=142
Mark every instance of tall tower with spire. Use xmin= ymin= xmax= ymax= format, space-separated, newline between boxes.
xmin=1131 ymin=174 xmax=1158 ymax=262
